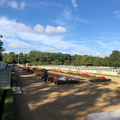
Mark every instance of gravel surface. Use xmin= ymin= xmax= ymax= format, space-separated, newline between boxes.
xmin=13 ymin=67 xmax=120 ymax=120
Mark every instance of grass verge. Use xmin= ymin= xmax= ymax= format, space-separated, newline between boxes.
xmin=11 ymin=69 xmax=19 ymax=87
xmin=91 ymin=73 xmax=120 ymax=78
xmin=0 ymin=89 xmax=7 ymax=120
xmin=2 ymin=89 xmax=13 ymax=120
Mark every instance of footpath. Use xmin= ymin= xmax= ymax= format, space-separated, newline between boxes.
xmin=0 ymin=67 xmax=12 ymax=89
xmin=14 ymin=66 xmax=120 ymax=120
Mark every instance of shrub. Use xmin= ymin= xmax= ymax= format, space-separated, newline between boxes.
xmin=89 ymin=79 xmax=111 ymax=82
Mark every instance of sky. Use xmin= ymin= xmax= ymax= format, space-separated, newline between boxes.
xmin=0 ymin=0 xmax=120 ymax=57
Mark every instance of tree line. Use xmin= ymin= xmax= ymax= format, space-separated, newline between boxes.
xmin=1 ymin=50 xmax=120 ymax=67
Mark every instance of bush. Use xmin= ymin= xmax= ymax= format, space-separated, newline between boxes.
xmin=89 ymin=79 xmax=111 ymax=82
xmin=53 ymin=80 xmax=79 ymax=85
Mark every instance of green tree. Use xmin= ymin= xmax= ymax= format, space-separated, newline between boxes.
xmin=51 ymin=60 xmax=62 ymax=65
xmin=71 ymin=54 xmax=82 ymax=66
xmin=29 ymin=50 xmax=40 ymax=63
xmin=109 ymin=50 xmax=120 ymax=67
xmin=64 ymin=60 xmax=71 ymax=65
xmin=0 ymin=35 xmax=5 ymax=60
xmin=2 ymin=53 xmax=8 ymax=62
xmin=101 ymin=56 xmax=110 ymax=66
xmin=81 ymin=55 xmax=93 ymax=66
xmin=18 ymin=52 xmax=28 ymax=64
xmin=3 ymin=52 xmax=16 ymax=64
xmin=0 ymin=53 xmax=2 ymax=61
xmin=93 ymin=57 xmax=103 ymax=66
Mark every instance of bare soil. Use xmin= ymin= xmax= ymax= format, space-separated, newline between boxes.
xmin=14 ymin=67 xmax=120 ymax=120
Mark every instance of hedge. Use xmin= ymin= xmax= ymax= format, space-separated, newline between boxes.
xmin=89 ymin=79 xmax=111 ymax=82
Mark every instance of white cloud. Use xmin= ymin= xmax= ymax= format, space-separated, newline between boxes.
xmin=20 ymin=2 xmax=26 ymax=10
xmin=0 ymin=16 xmax=84 ymax=53
xmin=55 ymin=7 xmax=72 ymax=26
xmin=55 ymin=7 xmax=90 ymax=30
xmin=34 ymin=24 xmax=67 ymax=34
xmin=75 ymin=17 xmax=90 ymax=23
xmin=63 ymin=7 xmax=72 ymax=21
xmin=16 ymin=23 xmax=30 ymax=32
xmin=46 ymin=25 xmax=67 ymax=34
xmin=0 ymin=0 xmax=6 ymax=6
xmin=8 ymin=1 xmax=18 ymax=9
xmin=44 ymin=48 xmax=55 ymax=52
xmin=37 ymin=46 xmax=56 ymax=52
xmin=113 ymin=10 xmax=120 ymax=19
xmin=71 ymin=0 xmax=78 ymax=8
xmin=57 ymin=26 xmax=67 ymax=33
xmin=77 ymin=50 xmax=86 ymax=55
xmin=3 ymin=51 xmax=11 ymax=54
xmin=97 ymin=39 xmax=120 ymax=51
xmin=0 ymin=17 xmax=31 ymax=37
xmin=96 ymin=52 xmax=100 ymax=56
xmin=46 ymin=25 xmax=56 ymax=34
xmin=1 ymin=16 xmax=98 ymax=55
xmin=34 ymin=24 xmax=45 ymax=33
xmin=8 ymin=41 xmax=30 ymax=49
xmin=7 ymin=1 xmax=26 ymax=10
xmin=38 ymin=2 xmax=62 ymax=8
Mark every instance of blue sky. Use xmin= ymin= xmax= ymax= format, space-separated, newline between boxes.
xmin=0 ymin=0 xmax=120 ymax=57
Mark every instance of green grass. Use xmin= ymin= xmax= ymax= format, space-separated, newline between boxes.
xmin=51 ymin=69 xmax=120 ymax=78
xmin=0 ymin=68 xmax=15 ymax=119
xmin=63 ymin=69 xmax=120 ymax=78
xmin=0 ymin=89 xmax=6 ymax=120
xmin=2 ymin=89 xmax=13 ymax=120
xmin=91 ymin=73 xmax=120 ymax=78
xmin=0 ymin=89 xmax=4 ymax=98
xmin=11 ymin=70 xmax=19 ymax=87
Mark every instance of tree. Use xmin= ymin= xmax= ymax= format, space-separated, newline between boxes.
xmin=3 ymin=49 xmax=120 ymax=66
xmin=71 ymin=54 xmax=82 ymax=66
xmin=0 ymin=53 xmax=2 ymax=61
xmin=64 ymin=60 xmax=71 ymax=65
xmin=2 ymin=52 xmax=17 ymax=64
xmin=109 ymin=50 xmax=120 ymax=67
xmin=101 ymin=56 xmax=110 ymax=66
xmin=0 ymin=35 xmax=5 ymax=60
xmin=93 ymin=57 xmax=103 ymax=66
xmin=2 ymin=53 xmax=8 ymax=62
xmin=81 ymin=55 xmax=93 ymax=66
xmin=18 ymin=52 xmax=28 ymax=64
xmin=51 ymin=60 xmax=61 ymax=65
xmin=29 ymin=50 xmax=40 ymax=63
xmin=7 ymin=52 xmax=17 ymax=64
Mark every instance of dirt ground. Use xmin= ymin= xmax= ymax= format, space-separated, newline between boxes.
xmin=14 ymin=66 xmax=120 ymax=120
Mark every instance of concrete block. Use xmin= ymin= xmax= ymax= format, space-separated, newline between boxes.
xmin=11 ymin=87 xmax=22 ymax=94
xmin=87 ymin=109 xmax=120 ymax=120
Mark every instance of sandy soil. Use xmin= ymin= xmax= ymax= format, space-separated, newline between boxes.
xmin=13 ymin=67 xmax=120 ymax=120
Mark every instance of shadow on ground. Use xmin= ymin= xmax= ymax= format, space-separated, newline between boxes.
xmin=14 ymin=67 xmax=120 ymax=120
